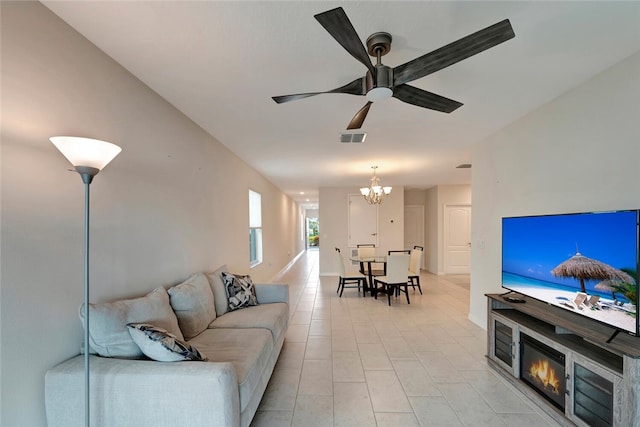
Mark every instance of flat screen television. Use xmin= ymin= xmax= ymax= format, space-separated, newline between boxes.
xmin=502 ymin=210 xmax=639 ymax=337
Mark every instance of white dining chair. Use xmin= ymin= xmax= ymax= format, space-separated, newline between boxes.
xmin=373 ymin=253 xmax=410 ymax=305
xmin=335 ymin=248 xmax=367 ymax=297
xmin=408 ymin=246 xmax=423 ymax=294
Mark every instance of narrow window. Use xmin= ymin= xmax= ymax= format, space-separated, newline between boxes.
xmin=249 ymin=190 xmax=262 ymax=267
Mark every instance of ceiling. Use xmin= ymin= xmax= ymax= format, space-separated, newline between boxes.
xmin=42 ymin=1 xmax=640 ymax=208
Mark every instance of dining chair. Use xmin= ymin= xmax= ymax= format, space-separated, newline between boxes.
xmin=335 ymin=248 xmax=367 ymax=297
xmin=408 ymin=246 xmax=423 ymax=294
xmin=388 ymin=249 xmax=410 ymax=255
xmin=373 ymin=253 xmax=411 ymax=305
xmin=386 ymin=250 xmax=410 ymax=275
xmin=357 ymin=245 xmax=384 ymax=277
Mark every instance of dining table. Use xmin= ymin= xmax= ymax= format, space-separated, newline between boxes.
xmin=349 ymin=254 xmax=387 ymax=296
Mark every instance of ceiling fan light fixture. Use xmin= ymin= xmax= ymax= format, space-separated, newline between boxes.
xmin=366 ymin=86 xmax=393 ymax=102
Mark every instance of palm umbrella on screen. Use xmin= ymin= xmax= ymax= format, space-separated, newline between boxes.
xmin=595 ymin=279 xmax=620 ymax=300
xmin=551 ymin=251 xmax=633 ymax=294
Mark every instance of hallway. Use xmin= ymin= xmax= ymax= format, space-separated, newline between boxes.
xmin=252 ymin=250 xmax=559 ymax=427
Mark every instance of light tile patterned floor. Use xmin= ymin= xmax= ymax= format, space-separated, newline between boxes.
xmin=251 ymin=250 xmax=560 ymax=427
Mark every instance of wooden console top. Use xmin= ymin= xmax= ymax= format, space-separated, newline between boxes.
xmin=486 ymin=293 xmax=640 ymax=358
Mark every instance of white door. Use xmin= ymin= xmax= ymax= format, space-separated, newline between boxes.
xmin=348 ymin=194 xmax=378 ymax=247
xmin=444 ymin=205 xmax=471 ymax=274
xmin=404 ymin=205 xmax=425 ymax=268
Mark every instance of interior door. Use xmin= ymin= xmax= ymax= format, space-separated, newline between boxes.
xmin=348 ymin=194 xmax=378 ymax=247
xmin=444 ymin=205 xmax=471 ymax=274
xmin=404 ymin=205 xmax=425 ymax=268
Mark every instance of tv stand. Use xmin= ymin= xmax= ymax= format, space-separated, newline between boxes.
xmin=606 ymin=328 xmax=622 ymax=344
xmin=486 ymin=293 xmax=639 ymax=427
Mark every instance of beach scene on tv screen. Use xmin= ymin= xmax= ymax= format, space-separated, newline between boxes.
xmin=502 ymin=211 xmax=638 ymax=334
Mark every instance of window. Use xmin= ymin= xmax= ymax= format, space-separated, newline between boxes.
xmin=249 ymin=190 xmax=262 ymax=267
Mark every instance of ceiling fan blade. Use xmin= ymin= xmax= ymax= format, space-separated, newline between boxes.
xmin=272 ymin=77 xmax=366 ymax=104
xmin=314 ymin=7 xmax=375 ymax=74
xmin=393 ymin=84 xmax=463 ymax=113
xmin=393 ymin=19 xmax=515 ymax=86
xmin=347 ymin=102 xmax=372 ymax=130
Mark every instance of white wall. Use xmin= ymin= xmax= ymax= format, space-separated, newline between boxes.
xmin=404 ymin=189 xmax=428 ymax=206
xmin=305 ymin=209 xmax=319 ymax=219
xmin=0 ymin=3 xmax=303 ymax=426
xmin=405 ymin=188 xmax=429 ymax=268
xmin=318 ymin=186 xmax=404 ymax=275
xmin=424 ymin=185 xmax=472 ymax=274
xmin=470 ymin=51 xmax=640 ymax=327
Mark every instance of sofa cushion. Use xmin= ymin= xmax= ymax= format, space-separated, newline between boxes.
xmin=80 ymin=287 xmax=183 ymax=358
xmin=221 ymin=272 xmax=259 ymax=312
xmin=127 ymin=323 xmax=207 ymax=362
xmin=188 ymin=328 xmax=273 ymax=413
xmin=205 ymin=265 xmax=230 ymax=317
xmin=168 ymin=273 xmax=216 ymax=339
xmin=208 ymin=303 xmax=288 ymax=342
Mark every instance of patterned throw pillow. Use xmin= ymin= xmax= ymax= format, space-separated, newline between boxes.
xmin=127 ymin=323 xmax=207 ymax=362
xmin=221 ymin=272 xmax=259 ymax=311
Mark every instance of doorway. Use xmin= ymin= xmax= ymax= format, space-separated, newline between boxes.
xmin=306 ymin=216 xmax=319 ymax=249
xmin=443 ymin=204 xmax=471 ymax=274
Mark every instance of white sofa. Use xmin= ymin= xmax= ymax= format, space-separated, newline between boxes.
xmin=45 ymin=265 xmax=289 ymax=427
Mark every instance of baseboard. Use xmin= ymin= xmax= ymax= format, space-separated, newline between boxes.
xmin=270 ymin=250 xmax=304 ymax=282
xmin=467 ymin=313 xmax=486 ymax=330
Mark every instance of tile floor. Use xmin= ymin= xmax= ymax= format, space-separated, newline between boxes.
xmin=251 ymin=250 xmax=561 ymax=427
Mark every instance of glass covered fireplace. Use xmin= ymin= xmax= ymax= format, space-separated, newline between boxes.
xmin=520 ymin=334 xmax=566 ymax=411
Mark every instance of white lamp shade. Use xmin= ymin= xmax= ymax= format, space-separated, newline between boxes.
xmin=383 ymin=186 xmax=392 ymax=194
xmin=50 ymin=136 xmax=121 ymax=170
xmin=360 ymin=188 xmax=369 ymax=196
xmin=366 ymin=87 xmax=393 ymax=102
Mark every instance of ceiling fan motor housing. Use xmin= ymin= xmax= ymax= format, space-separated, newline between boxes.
xmin=365 ymin=31 xmax=394 ymax=99
xmin=366 ymin=65 xmax=392 ymax=91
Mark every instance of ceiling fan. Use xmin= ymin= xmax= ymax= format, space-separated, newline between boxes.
xmin=272 ymin=7 xmax=515 ymax=130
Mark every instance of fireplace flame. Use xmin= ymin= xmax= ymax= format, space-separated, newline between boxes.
xmin=528 ymin=359 xmax=560 ymax=394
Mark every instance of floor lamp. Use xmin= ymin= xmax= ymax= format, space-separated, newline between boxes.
xmin=50 ymin=136 xmax=122 ymax=427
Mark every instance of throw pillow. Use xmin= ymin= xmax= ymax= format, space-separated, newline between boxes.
xmin=168 ymin=273 xmax=216 ymax=340
xmin=127 ymin=323 xmax=207 ymax=362
xmin=205 ymin=265 xmax=230 ymax=317
xmin=81 ymin=287 xmax=183 ymax=358
xmin=221 ymin=272 xmax=259 ymax=311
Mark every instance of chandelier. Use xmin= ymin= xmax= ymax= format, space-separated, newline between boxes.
xmin=360 ymin=166 xmax=392 ymax=205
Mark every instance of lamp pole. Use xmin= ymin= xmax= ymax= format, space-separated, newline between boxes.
xmin=80 ymin=168 xmax=95 ymax=427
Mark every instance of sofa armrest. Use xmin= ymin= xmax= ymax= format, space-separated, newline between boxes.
xmin=254 ymin=283 xmax=289 ymax=305
xmin=46 ymin=355 xmax=240 ymax=427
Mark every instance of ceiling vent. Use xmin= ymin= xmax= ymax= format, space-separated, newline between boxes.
xmin=340 ymin=132 xmax=367 ymax=143
xmin=456 ymin=163 xmax=472 ymax=169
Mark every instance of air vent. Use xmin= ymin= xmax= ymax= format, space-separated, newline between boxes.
xmin=456 ymin=163 xmax=472 ymax=169
xmin=340 ymin=132 xmax=367 ymax=143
